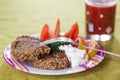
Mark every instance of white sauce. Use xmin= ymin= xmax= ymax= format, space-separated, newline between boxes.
xmin=59 ymin=44 xmax=88 ymax=67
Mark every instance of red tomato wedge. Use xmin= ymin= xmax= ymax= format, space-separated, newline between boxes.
xmin=40 ymin=24 xmax=50 ymax=42
xmin=64 ymin=22 xmax=79 ymax=41
xmin=40 ymin=24 xmax=55 ymax=42
xmin=54 ymin=19 xmax=60 ymax=37
xmin=40 ymin=20 xmax=79 ymax=42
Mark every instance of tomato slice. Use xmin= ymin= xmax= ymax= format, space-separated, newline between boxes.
xmin=40 ymin=24 xmax=49 ymax=42
xmin=40 ymin=24 xmax=55 ymax=42
xmin=40 ymin=20 xmax=79 ymax=42
xmin=73 ymin=23 xmax=79 ymax=40
xmin=54 ymin=19 xmax=60 ymax=37
xmin=64 ymin=22 xmax=79 ymax=41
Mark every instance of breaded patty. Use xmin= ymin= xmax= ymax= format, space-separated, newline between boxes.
xmin=31 ymin=52 xmax=71 ymax=70
xmin=11 ymin=36 xmax=51 ymax=62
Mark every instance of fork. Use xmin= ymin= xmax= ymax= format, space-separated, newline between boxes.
xmin=39 ymin=37 xmax=120 ymax=58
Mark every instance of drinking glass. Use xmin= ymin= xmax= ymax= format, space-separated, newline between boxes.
xmin=85 ymin=0 xmax=117 ymax=41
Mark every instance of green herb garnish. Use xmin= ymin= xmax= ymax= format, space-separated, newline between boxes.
xmin=48 ymin=42 xmax=69 ymax=52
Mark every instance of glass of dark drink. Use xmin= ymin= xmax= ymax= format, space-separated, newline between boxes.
xmin=85 ymin=0 xmax=117 ymax=41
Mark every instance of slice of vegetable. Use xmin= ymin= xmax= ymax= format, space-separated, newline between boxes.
xmin=85 ymin=40 xmax=98 ymax=58
xmin=40 ymin=21 xmax=79 ymax=42
xmin=77 ymin=38 xmax=88 ymax=52
xmin=55 ymin=19 xmax=60 ymax=37
xmin=73 ymin=23 xmax=79 ymax=40
xmin=40 ymin=24 xmax=55 ymax=42
xmin=64 ymin=22 xmax=79 ymax=41
xmin=40 ymin=24 xmax=50 ymax=42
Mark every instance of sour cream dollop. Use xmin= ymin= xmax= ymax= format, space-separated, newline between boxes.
xmin=59 ymin=44 xmax=88 ymax=67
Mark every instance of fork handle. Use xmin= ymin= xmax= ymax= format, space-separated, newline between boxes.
xmin=79 ymin=44 xmax=120 ymax=58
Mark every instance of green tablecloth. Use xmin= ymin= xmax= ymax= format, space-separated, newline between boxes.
xmin=0 ymin=0 xmax=120 ymax=80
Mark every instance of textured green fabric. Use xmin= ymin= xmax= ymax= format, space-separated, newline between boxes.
xmin=0 ymin=0 xmax=120 ymax=80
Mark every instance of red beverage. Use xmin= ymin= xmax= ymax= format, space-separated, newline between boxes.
xmin=85 ymin=0 xmax=116 ymax=41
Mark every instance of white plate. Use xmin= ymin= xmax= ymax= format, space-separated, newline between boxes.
xmin=3 ymin=34 xmax=105 ymax=75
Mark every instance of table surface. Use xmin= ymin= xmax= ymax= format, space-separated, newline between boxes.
xmin=0 ymin=0 xmax=120 ymax=80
